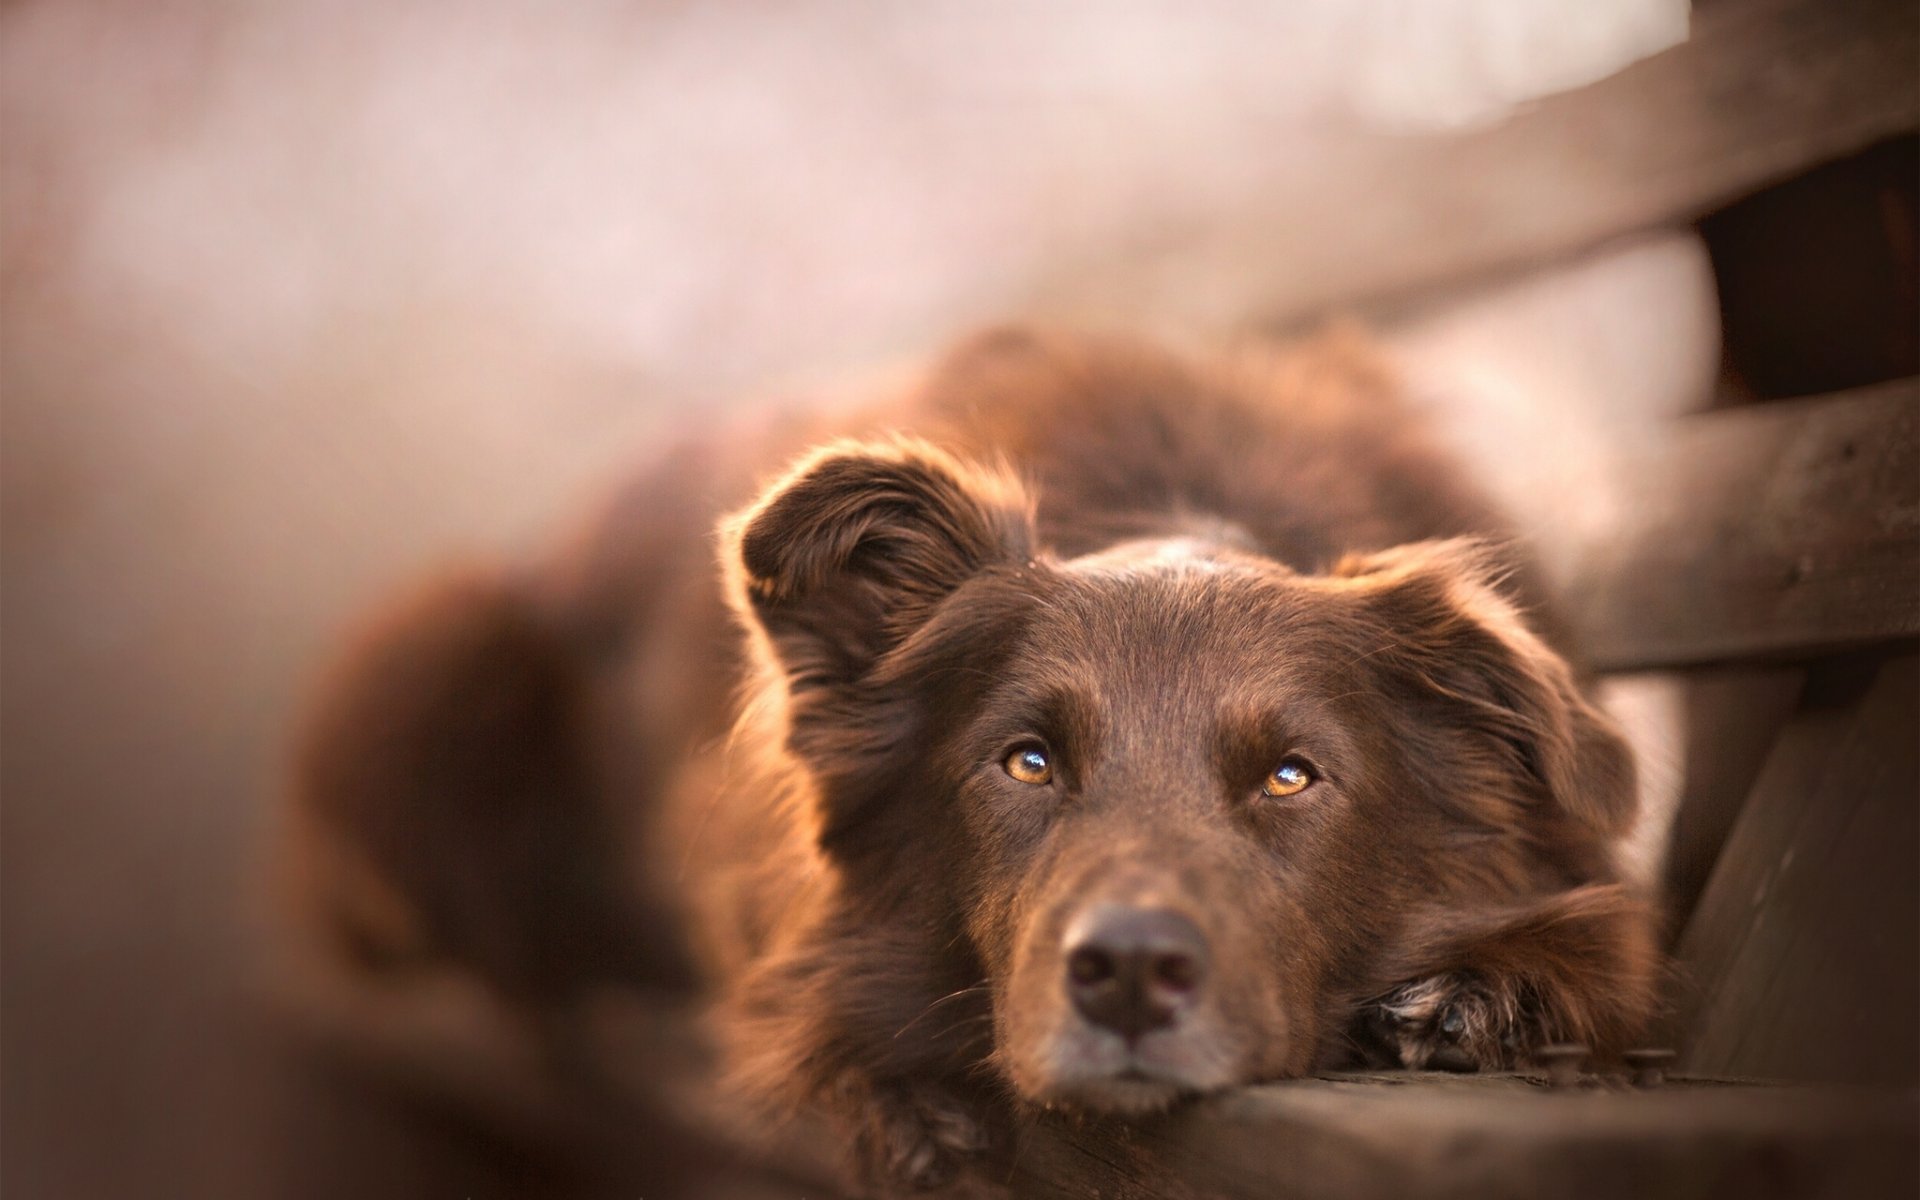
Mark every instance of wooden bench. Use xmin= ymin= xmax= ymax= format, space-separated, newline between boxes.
xmin=267 ymin=1 xmax=1919 ymax=1194
xmin=1006 ymin=2 xmax=1920 ymax=1191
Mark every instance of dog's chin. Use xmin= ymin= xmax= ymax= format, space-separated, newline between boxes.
xmin=1017 ymin=1024 xmax=1240 ymax=1117
xmin=1040 ymin=1070 xmax=1193 ymax=1117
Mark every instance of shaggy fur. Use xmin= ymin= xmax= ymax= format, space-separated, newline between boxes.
xmin=290 ymin=328 xmax=1659 ymax=1195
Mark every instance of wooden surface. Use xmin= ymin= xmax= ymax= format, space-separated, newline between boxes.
xmin=1011 ymin=1072 xmax=1918 ymax=1200
xmin=1563 ymin=379 xmax=1920 ymax=672
xmin=1669 ymin=656 xmax=1919 ymax=1088
xmin=1660 ymin=668 xmax=1808 ymax=934
xmin=1035 ymin=0 xmax=1920 ymax=332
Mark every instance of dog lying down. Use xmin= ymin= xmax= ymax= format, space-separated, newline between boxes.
xmin=292 ymin=328 xmax=1659 ymax=1194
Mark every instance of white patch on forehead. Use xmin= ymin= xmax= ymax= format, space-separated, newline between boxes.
xmin=1066 ymin=532 xmax=1267 ymax=579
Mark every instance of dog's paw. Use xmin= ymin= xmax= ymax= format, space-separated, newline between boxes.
xmin=852 ymin=1080 xmax=994 ymax=1194
xmin=1371 ymin=972 xmax=1532 ymax=1072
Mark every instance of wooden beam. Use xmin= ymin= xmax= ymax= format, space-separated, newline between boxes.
xmin=1659 ymin=667 xmax=1807 ymax=937
xmin=1564 ymin=379 xmax=1919 ymax=672
xmin=1032 ymin=0 xmax=1919 ymax=332
xmin=1011 ymin=1072 xmax=1918 ymax=1200
xmin=1669 ymin=656 xmax=1919 ymax=1087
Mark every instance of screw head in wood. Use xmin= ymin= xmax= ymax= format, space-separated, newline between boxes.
xmin=1622 ymin=1048 xmax=1677 ymax=1088
xmin=1533 ymin=1042 xmax=1589 ymax=1088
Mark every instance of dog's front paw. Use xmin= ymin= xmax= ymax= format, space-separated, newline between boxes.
xmin=851 ymin=1079 xmax=995 ymax=1194
xmin=1371 ymin=972 xmax=1533 ymax=1072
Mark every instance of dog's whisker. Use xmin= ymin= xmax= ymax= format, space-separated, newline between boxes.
xmin=892 ymin=982 xmax=992 ymax=1041
xmin=923 ymin=1013 xmax=997 ymax=1047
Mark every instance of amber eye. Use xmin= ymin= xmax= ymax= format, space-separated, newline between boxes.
xmin=1261 ymin=757 xmax=1316 ymax=798
xmin=1004 ymin=745 xmax=1053 ymax=785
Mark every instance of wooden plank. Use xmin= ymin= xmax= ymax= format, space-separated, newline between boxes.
xmin=1563 ymin=379 xmax=1919 ymax=671
xmin=1011 ymin=1073 xmax=1918 ymax=1200
xmin=1660 ymin=667 xmax=1807 ymax=936
xmin=1031 ymin=0 xmax=1919 ymax=332
xmin=1668 ymin=655 xmax=1919 ymax=1087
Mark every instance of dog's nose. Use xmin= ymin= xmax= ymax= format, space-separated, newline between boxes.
xmin=1063 ymin=905 xmax=1208 ymax=1039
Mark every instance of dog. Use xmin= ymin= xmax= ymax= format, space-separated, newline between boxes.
xmin=289 ymin=327 xmax=1660 ymax=1195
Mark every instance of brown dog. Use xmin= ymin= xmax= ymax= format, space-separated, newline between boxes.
xmin=291 ymin=328 xmax=1659 ymax=1194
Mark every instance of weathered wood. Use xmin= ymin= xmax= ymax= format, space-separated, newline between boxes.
xmin=1564 ymin=379 xmax=1919 ymax=671
xmin=1011 ymin=1073 xmax=1918 ymax=1200
xmin=1669 ymin=655 xmax=1919 ymax=1088
xmin=1661 ymin=668 xmax=1807 ymax=935
xmin=1033 ymin=0 xmax=1920 ymax=332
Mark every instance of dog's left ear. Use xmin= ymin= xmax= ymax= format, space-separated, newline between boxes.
xmin=1332 ymin=539 xmax=1636 ymax=837
xmin=726 ymin=437 xmax=1035 ymax=700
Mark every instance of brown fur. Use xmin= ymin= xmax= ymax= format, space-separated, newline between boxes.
xmin=289 ymin=328 xmax=1660 ymax=1195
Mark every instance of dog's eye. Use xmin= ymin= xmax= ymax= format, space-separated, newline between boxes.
xmin=1004 ymin=745 xmax=1053 ymax=785
xmin=1261 ymin=757 xmax=1316 ymax=798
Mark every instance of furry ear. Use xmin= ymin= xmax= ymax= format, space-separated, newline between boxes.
xmin=1332 ymin=539 xmax=1636 ymax=837
xmin=727 ymin=437 xmax=1035 ymax=698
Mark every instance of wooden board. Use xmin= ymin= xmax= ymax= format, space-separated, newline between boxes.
xmin=1668 ymin=655 xmax=1919 ymax=1088
xmin=1032 ymin=0 xmax=1920 ymax=333
xmin=1563 ymin=379 xmax=1919 ymax=672
xmin=1011 ymin=1073 xmax=1918 ymax=1200
xmin=1660 ymin=667 xmax=1807 ymax=936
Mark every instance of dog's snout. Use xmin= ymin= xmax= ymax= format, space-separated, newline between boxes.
xmin=1063 ymin=904 xmax=1209 ymax=1039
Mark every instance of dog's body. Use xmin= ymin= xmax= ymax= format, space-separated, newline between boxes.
xmin=293 ymin=329 xmax=1659 ymax=1194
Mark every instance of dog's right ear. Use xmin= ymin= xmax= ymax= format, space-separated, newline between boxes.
xmin=726 ymin=437 xmax=1035 ymax=698
xmin=1331 ymin=539 xmax=1637 ymax=837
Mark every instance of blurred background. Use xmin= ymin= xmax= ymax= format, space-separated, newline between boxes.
xmin=3 ymin=1 xmax=1915 ymax=1197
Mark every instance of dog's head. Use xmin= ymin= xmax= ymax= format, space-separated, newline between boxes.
xmin=727 ymin=438 xmax=1634 ymax=1114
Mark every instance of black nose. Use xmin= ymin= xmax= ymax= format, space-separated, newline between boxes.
xmin=1063 ymin=905 xmax=1209 ymax=1039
